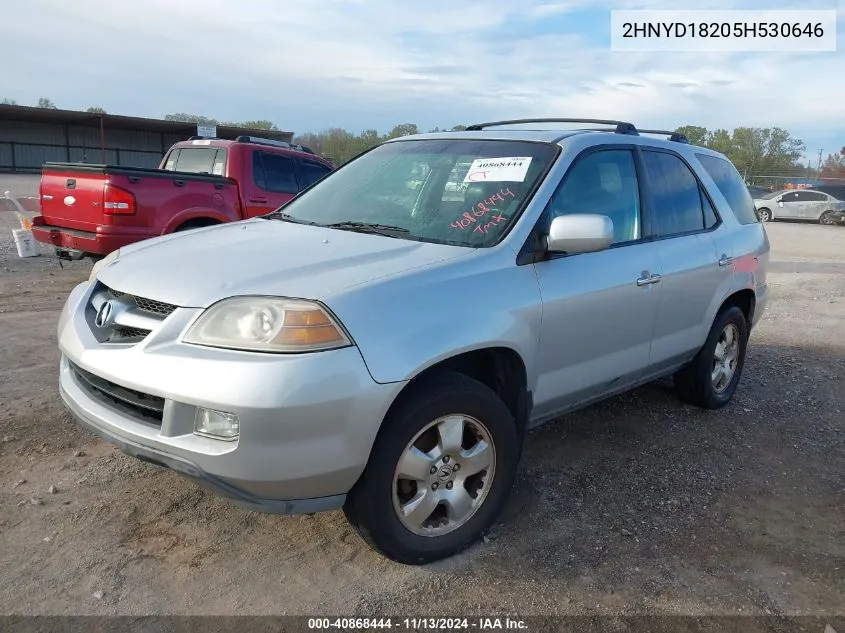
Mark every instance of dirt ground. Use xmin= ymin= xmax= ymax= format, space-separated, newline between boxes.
xmin=0 ymin=182 xmax=842 ymax=619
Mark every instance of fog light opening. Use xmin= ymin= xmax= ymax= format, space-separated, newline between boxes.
xmin=194 ymin=408 xmax=240 ymax=441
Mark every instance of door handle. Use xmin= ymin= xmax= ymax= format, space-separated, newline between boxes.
xmin=636 ymin=273 xmax=662 ymax=286
xmin=718 ymin=255 xmax=734 ymax=267
xmin=249 ymin=196 xmax=268 ymax=203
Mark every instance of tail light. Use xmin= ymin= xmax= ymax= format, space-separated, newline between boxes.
xmin=103 ymin=184 xmax=136 ymax=215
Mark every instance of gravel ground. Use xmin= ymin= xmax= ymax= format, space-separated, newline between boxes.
xmin=0 ymin=190 xmax=842 ymax=621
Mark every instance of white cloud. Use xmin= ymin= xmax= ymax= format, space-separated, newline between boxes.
xmin=0 ymin=0 xmax=842 ymax=158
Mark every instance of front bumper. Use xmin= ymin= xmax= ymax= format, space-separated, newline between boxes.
xmin=58 ymin=281 xmax=406 ymax=513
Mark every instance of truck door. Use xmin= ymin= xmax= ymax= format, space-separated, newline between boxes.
xmin=242 ymin=149 xmax=302 ymax=217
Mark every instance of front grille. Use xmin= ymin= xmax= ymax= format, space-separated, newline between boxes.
xmin=70 ymin=361 xmax=164 ymax=424
xmin=110 ymin=326 xmax=151 ymax=342
xmin=106 ymin=286 xmax=177 ymax=317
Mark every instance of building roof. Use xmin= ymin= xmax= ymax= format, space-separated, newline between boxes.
xmin=0 ymin=104 xmax=293 ymax=142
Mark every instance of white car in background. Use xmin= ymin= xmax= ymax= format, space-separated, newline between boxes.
xmin=754 ymin=189 xmax=845 ymax=225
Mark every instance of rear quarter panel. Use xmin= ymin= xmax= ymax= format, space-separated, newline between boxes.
xmin=114 ymin=174 xmax=241 ymax=233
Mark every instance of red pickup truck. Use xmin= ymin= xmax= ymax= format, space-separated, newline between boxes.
xmin=31 ymin=136 xmax=335 ymax=259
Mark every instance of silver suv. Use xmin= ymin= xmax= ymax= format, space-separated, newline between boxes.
xmin=57 ymin=118 xmax=769 ymax=564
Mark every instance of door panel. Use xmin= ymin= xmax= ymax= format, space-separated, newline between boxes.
xmin=778 ymin=191 xmax=801 ymax=219
xmin=639 ymin=149 xmax=731 ymax=373
xmin=530 ymin=147 xmax=660 ymax=420
xmin=649 ymin=232 xmax=729 ymax=372
xmin=532 ymin=243 xmax=663 ymax=419
xmin=242 ymin=149 xmax=299 ymax=218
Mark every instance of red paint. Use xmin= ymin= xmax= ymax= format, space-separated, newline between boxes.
xmin=31 ymin=139 xmax=335 ymax=257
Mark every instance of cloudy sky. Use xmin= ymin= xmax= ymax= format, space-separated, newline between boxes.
xmin=2 ymin=0 xmax=843 ymax=162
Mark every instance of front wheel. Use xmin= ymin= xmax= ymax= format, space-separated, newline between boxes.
xmin=674 ymin=306 xmax=749 ymax=409
xmin=758 ymin=208 xmax=772 ymax=222
xmin=343 ymin=371 xmax=520 ymax=564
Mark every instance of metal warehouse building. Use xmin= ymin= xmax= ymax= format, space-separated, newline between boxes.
xmin=0 ymin=104 xmax=294 ymax=172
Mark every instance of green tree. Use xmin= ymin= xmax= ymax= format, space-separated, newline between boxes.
xmin=164 ymin=112 xmax=219 ymax=125
xmin=224 ymin=119 xmax=278 ymax=131
xmin=86 ymin=106 xmax=107 ymax=114
xmin=820 ymin=147 xmax=845 ymax=179
xmin=37 ymin=97 xmax=57 ymax=109
xmin=387 ymin=123 xmax=419 ymax=139
xmin=674 ymin=125 xmax=708 ymax=146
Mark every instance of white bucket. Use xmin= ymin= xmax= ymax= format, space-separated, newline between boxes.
xmin=12 ymin=229 xmax=38 ymax=258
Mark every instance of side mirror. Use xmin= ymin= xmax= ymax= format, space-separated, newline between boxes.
xmin=547 ymin=214 xmax=614 ymax=255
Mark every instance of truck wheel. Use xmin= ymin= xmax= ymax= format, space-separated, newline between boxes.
xmin=674 ymin=306 xmax=748 ymax=409
xmin=343 ymin=371 xmax=519 ymax=565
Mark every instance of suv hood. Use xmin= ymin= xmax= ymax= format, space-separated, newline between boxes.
xmin=97 ymin=219 xmax=471 ymax=307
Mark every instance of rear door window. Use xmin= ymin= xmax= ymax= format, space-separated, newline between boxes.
xmin=299 ymin=160 xmax=332 ymax=187
xmin=164 ymin=148 xmax=227 ymax=175
xmin=253 ymin=151 xmax=300 ymax=193
xmin=642 ymin=150 xmax=706 ymax=237
xmin=695 ymin=153 xmax=759 ymax=225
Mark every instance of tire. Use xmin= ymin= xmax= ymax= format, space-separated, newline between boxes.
xmin=343 ymin=371 xmax=520 ymax=565
xmin=819 ymin=211 xmax=836 ymax=226
xmin=673 ymin=306 xmax=748 ymax=409
xmin=758 ymin=208 xmax=772 ymax=222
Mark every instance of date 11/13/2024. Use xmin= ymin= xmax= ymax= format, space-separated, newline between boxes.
xmin=451 ymin=187 xmax=515 ymax=234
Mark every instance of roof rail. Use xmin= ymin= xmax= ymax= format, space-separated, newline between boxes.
xmin=235 ymin=135 xmax=292 ymax=148
xmin=639 ymin=129 xmax=690 ymax=144
xmin=465 ymin=118 xmax=639 ymax=136
xmin=234 ymin=135 xmax=316 ymax=155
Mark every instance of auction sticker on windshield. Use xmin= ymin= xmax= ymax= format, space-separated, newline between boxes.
xmin=463 ymin=157 xmax=532 ymax=183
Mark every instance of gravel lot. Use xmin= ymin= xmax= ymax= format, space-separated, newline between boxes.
xmin=0 ymin=184 xmax=842 ymax=620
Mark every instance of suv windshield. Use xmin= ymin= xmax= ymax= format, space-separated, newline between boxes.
xmin=268 ymin=139 xmax=558 ymax=247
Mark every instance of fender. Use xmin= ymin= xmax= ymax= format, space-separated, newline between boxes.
xmin=162 ymin=208 xmax=234 ymax=234
xmin=326 ymin=250 xmax=544 ymax=388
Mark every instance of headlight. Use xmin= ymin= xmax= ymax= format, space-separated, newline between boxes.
xmin=89 ymin=249 xmax=120 ymax=282
xmin=183 ymin=297 xmax=352 ymax=353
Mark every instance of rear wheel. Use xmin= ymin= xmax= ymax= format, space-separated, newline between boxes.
xmin=674 ymin=306 xmax=748 ymax=409
xmin=819 ymin=211 xmax=836 ymax=225
xmin=758 ymin=208 xmax=772 ymax=222
xmin=343 ymin=371 xmax=519 ymax=565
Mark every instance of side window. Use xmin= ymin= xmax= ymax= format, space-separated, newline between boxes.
xmin=695 ymin=153 xmax=758 ymax=225
xmin=642 ymin=150 xmax=705 ymax=237
xmin=546 ymin=149 xmax=641 ymax=244
xmin=701 ymin=190 xmax=719 ymax=228
xmin=799 ymin=191 xmax=825 ymax=202
xmin=781 ymin=191 xmax=800 ymax=203
xmin=254 ymin=151 xmax=299 ymax=193
xmin=299 ymin=160 xmax=332 ymax=188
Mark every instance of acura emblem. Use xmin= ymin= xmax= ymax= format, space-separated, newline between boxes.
xmin=95 ymin=300 xmax=115 ymax=328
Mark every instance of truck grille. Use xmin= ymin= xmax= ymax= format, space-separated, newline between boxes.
xmin=70 ymin=361 xmax=164 ymax=424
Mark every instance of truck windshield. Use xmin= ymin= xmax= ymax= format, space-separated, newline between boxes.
xmin=269 ymin=139 xmax=558 ymax=247
xmin=162 ymin=147 xmax=227 ymax=175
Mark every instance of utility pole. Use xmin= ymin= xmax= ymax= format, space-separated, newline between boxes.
xmin=817 ymin=149 xmax=823 ymax=180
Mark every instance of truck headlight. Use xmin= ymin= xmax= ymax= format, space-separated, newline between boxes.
xmin=183 ymin=297 xmax=352 ymax=353
xmin=89 ymin=249 xmax=120 ymax=282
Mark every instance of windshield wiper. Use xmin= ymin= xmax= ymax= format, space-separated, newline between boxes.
xmin=262 ymin=211 xmax=320 ymax=225
xmin=326 ymin=221 xmax=410 ymax=237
